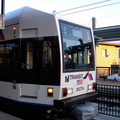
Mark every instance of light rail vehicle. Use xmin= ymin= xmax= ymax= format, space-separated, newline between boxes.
xmin=0 ymin=6 xmax=97 ymax=119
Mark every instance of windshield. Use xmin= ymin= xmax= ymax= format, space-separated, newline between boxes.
xmin=60 ymin=20 xmax=95 ymax=71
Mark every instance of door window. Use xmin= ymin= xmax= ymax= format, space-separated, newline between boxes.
xmin=26 ymin=42 xmax=33 ymax=70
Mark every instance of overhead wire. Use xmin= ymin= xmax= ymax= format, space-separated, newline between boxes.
xmin=84 ymin=19 xmax=92 ymax=26
xmin=57 ymin=0 xmax=111 ymax=14
xmin=61 ymin=2 xmax=120 ymax=16
xmin=84 ymin=18 xmax=99 ymax=28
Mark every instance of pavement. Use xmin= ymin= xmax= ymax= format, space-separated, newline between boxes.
xmin=0 ymin=111 xmax=21 ymax=120
xmin=94 ymin=114 xmax=120 ymax=120
xmin=0 ymin=111 xmax=120 ymax=120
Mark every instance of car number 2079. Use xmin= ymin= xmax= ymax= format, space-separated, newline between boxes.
xmin=76 ymin=87 xmax=84 ymax=92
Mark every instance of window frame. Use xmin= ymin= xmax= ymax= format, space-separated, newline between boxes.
xmin=59 ymin=20 xmax=95 ymax=72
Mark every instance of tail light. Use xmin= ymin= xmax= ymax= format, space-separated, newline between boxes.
xmin=88 ymin=83 xmax=97 ymax=91
xmin=62 ymin=88 xmax=67 ymax=97
xmin=88 ymin=84 xmax=93 ymax=90
xmin=93 ymin=82 xmax=97 ymax=90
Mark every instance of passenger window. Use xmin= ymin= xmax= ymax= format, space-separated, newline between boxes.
xmin=43 ymin=41 xmax=52 ymax=70
xmin=0 ymin=45 xmax=6 ymax=72
xmin=26 ymin=42 xmax=33 ymax=70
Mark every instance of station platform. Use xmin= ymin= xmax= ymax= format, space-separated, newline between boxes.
xmin=97 ymin=78 xmax=120 ymax=86
xmin=94 ymin=114 xmax=120 ymax=120
xmin=0 ymin=111 xmax=21 ymax=120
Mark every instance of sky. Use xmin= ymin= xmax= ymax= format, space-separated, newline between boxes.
xmin=4 ymin=0 xmax=120 ymax=28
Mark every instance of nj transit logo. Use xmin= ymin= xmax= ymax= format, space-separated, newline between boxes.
xmin=88 ymin=73 xmax=93 ymax=80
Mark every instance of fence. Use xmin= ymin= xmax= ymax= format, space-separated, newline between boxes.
xmin=94 ymin=84 xmax=120 ymax=117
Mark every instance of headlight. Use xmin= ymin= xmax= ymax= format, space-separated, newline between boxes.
xmin=88 ymin=84 xmax=93 ymax=90
xmin=62 ymin=87 xmax=73 ymax=97
xmin=67 ymin=88 xmax=73 ymax=95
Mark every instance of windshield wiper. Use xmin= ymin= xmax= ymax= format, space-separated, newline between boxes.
xmin=79 ymin=39 xmax=83 ymax=45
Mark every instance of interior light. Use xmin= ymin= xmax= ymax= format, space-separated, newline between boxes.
xmin=13 ymin=27 xmax=17 ymax=30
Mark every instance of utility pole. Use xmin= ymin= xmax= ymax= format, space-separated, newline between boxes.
xmin=92 ymin=17 xmax=96 ymax=30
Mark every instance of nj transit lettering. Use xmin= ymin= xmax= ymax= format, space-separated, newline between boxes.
xmin=65 ymin=74 xmax=83 ymax=82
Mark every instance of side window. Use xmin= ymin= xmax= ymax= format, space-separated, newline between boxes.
xmin=118 ymin=48 xmax=120 ymax=59
xmin=0 ymin=45 xmax=6 ymax=72
xmin=26 ymin=42 xmax=33 ymax=70
xmin=0 ymin=43 xmax=19 ymax=80
xmin=118 ymin=48 xmax=120 ymax=65
xmin=43 ymin=41 xmax=52 ymax=70
xmin=102 ymin=49 xmax=108 ymax=57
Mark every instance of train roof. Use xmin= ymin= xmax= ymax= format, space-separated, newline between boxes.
xmin=5 ymin=6 xmax=54 ymax=26
xmin=4 ymin=6 xmax=58 ymax=39
xmin=5 ymin=7 xmax=25 ymax=26
xmin=3 ymin=6 xmax=91 ymax=40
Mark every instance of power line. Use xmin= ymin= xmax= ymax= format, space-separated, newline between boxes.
xmin=84 ymin=19 xmax=92 ymax=26
xmin=61 ymin=2 xmax=120 ymax=16
xmin=57 ymin=0 xmax=111 ymax=14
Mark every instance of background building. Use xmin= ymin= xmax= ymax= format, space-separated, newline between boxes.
xmin=94 ymin=25 xmax=120 ymax=78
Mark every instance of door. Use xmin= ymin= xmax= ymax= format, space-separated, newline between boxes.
xmin=20 ymin=38 xmax=38 ymax=97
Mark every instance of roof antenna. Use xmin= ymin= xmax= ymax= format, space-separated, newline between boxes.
xmin=51 ymin=10 xmax=56 ymax=15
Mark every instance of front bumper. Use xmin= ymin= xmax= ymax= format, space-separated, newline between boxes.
xmin=54 ymin=91 xmax=98 ymax=109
